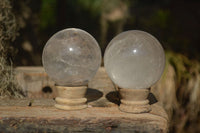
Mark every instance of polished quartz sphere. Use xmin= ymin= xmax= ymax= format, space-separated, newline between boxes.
xmin=104 ymin=30 xmax=165 ymax=89
xmin=42 ymin=28 xmax=101 ymax=86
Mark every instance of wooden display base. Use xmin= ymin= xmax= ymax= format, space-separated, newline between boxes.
xmin=4 ymin=67 xmax=168 ymax=132
xmin=55 ymin=86 xmax=87 ymax=110
xmin=119 ymin=88 xmax=151 ymax=113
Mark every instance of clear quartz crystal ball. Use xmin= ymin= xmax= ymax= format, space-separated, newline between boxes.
xmin=104 ymin=30 xmax=165 ymax=89
xmin=42 ymin=28 xmax=101 ymax=86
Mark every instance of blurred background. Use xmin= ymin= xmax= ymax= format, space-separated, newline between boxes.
xmin=0 ymin=0 xmax=200 ymax=133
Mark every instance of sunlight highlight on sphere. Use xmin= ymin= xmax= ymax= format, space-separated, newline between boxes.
xmin=104 ymin=30 xmax=165 ymax=89
xmin=42 ymin=28 xmax=101 ymax=86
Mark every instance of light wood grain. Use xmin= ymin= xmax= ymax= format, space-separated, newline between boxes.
xmin=0 ymin=67 xmax=169 ymax=132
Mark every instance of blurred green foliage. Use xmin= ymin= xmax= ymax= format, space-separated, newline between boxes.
xmin=36 ymin=0 xmax=200 ymax=60
xmin=40 ymin=0 xmax=56 ymax=29
xmin=75 ymin=0 xmax=102 ymax=17
xmin=150 ymin=9 xmax=170 ymax=29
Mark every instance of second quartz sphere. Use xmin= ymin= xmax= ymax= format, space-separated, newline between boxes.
xmin=42 ymin=28 xmax=101 ymax=86
xmin=104 ymin=30 xmax=165 ymax=89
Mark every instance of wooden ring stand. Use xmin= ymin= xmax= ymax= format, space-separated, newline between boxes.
xmin=119 ymin=88 xmax=151 ymax=113
xmin=55 ymin=86 xmax=87 ymax=110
